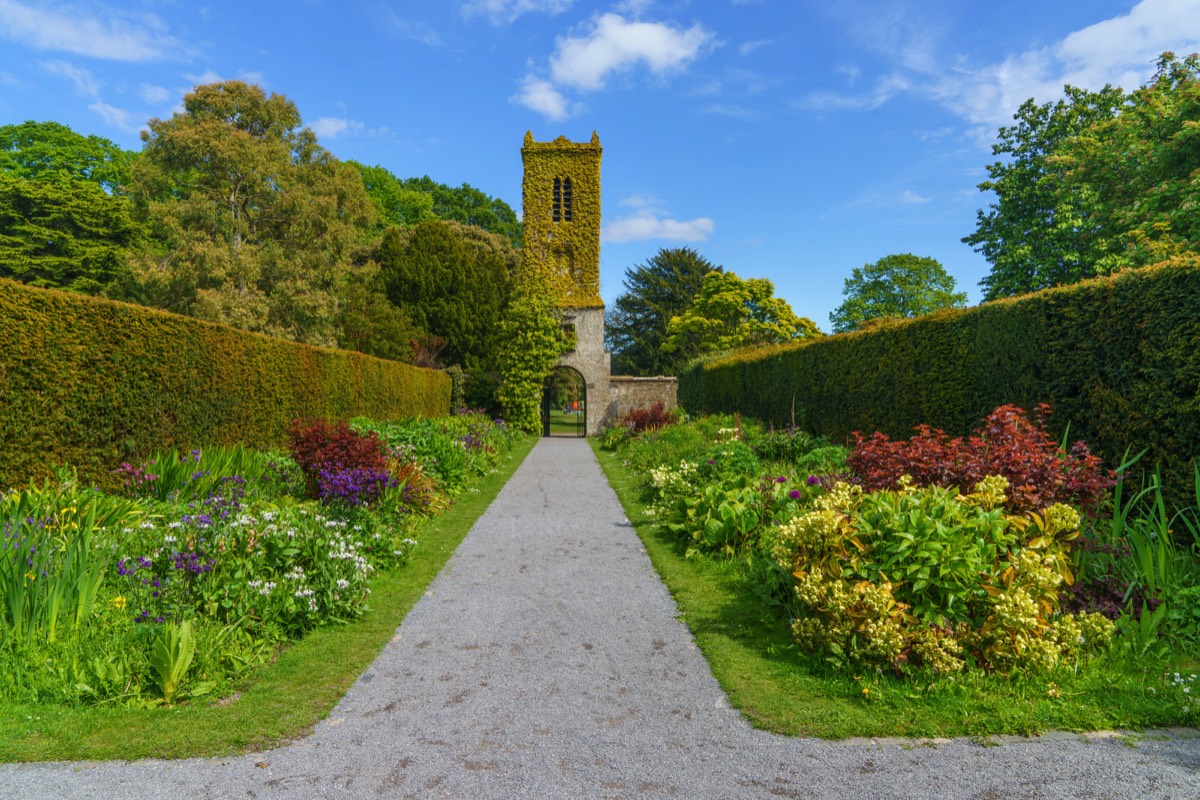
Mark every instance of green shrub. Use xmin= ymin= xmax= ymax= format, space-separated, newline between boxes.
xmin=678 ymin=258 xmax=1200 ymax=502
xmin=0 ymin=279 xmax=450 ymax=490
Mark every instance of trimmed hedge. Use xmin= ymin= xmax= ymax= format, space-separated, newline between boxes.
xmin=679 ymin=258 xmax=1200 ymax=495
xmin=0 ymin=279 xmax=450 ymax=489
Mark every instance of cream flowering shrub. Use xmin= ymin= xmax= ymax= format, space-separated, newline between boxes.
xmin=782 ymin=476 xmax=1113 ymax=675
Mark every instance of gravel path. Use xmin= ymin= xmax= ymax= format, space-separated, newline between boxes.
xmin=2 ymin=437 xmax=1199 ymax=799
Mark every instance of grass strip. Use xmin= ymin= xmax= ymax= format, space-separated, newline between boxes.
xmin=592 ymin=439 xmax=1193 ymax=740
xmin=0 ymin=435 xmax=536 ymax=763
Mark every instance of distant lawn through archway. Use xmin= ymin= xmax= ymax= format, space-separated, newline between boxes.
xmin=542 ymin=366 xmax=586 ymax=437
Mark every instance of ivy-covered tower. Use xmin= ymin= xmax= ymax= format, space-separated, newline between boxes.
xmin=521 ymin=131 xmax=676 ymax=436
xmin=522 ymin=131 xmax=609 ymax=435
xmin=521 ymin=131 xmax=603 ymax=308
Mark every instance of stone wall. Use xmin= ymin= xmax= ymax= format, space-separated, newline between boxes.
xmin=610 ymin=376 xmax=678 ymax=427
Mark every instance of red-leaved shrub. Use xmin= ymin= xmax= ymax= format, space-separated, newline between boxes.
xmin=848 ymin=404 xmax=1115 ymax=513
xmin=621 ymin=402 xmax=675 ymax=435
xmin=287 ymin=418 xmax=390 ymax=498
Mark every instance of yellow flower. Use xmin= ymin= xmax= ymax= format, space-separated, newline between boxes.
xmin=112 ymin=596 xmax=127 ymax=610
xmin=24 ymin=572 xmax=35 ymax=583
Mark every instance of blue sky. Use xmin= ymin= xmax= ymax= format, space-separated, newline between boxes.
xmin=2 ymin=0 xmax=1199 ymax=328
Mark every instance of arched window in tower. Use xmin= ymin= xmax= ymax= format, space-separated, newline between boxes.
xmin=552 ymin=177 xmax=574 ymax=223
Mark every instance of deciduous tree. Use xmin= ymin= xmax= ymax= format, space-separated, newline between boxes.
xmin=963 ymin=85 xmax=1125 ymax=300
xmin=127 ymin=80 xmax=374 ymax=346
xmin=605 ymin=247 xmax=719 ymax=376
xmin=829 ymin=253 xmax=967 ymax=333
xmin=662 ymin=271 xmax=820 ymax=357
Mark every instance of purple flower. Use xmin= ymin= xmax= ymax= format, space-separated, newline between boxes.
xmin=806 ymin=475 xmax=820 ymax=486
xmin=775 ymin=476 xmax=787 ymax=483
xmin=788 ymin=490 xmax=802 ymax=500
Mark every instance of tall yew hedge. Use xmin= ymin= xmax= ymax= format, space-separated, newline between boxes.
xmin=679 ymin=258 xmax=1200 ymax=495
xmin=0 ymin=279 xmax=450 ymax=489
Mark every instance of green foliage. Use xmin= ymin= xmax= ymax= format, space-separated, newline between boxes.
xmin=0 ymin=279 xmax=450 ymax=490
xmin=678 ymin=258 xmax=1200 ymax=504
xmin=0 ymin=498 xmax=107 ymax=644
xmin=334 ymin=263 xmax=418 ymax=362
xmin=1057 ymin=52 xmax=1200 ymax=271
xmin=349 ymin=162 xmax=437 ymax=229
xmin=967 ymin=53 xmax=1200 ymax=299
xmin=149 ymin=621 xmax=197 ymax=705
xmin=127 ymin=80 xmax=375 ymax=347
xmin=494 ymin=266 xmax=570 ymax=432
xmin=521 ymin=132 xmax=603 ymax=308
xmin=964 ymin=84 xmax=1126 ymax=300
xmin=394 ymin=173 xmax=521 ymax=247
xmin=605 ymin=246 xmax=721 ymax=376
xmin=663 ymin=270 xmax=822 ymax=357
xmin=0 ymin=412 xmax=524 ymax=710
xmin=829 ymin=253 xmax=966 ymax=333
xmin=377 ymin=218 xmax=517 ymax=369
xmin=0 ymin=120 xmax=134 ymax=193
xmin=0 ymin=173 xmax=139 ymax=294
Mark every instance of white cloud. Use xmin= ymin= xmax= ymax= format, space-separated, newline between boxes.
xmin=739 ymin=39 xmax=770 ymax=56
xmin=140 ymin=83 xmax=170 ymax=104
xmin=41 ymin=60 xmax=98 ymax=97
xmin=0 ymin=72 xmax=18 ymax=87
xmin=900 ymin=190 xmax=932 ymax=205
xmin=699 ymin=103 xmax=763 ymax=121
xmin=816 ymin=0 xmax=1200 ymax=134
xmin=463 ymin=0 xmax=573 ymax=24
xmin=550 ymin=13 xmax=713 ymax=91
xmin=184 ymin=69 xmax=224 ymax=86
xmin=802 ymin=73 xmax=910 ymax=112
xmin=937 ymin=0 xmax=1200 ymax=129
xmin=0 ymin=0 xmax=178 ymax=61
xmin=309 ymin=116 xmax=364 ymax=140
xmin=383 ymin=14 xmax=444 ymax=47
xmin=512 ymin=75 xmax=572 ymax=120
xmin=88 ymin=99 xmax=137 ymax=131
xmin=602 ymin=198 xmax=714 ymax=243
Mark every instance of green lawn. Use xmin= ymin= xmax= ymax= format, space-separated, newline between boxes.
xmin=0 ymin=435 xmax=536 ymax=763
xmin=547 ymin=408 xmax=585 ymax=436
xmin=591 ymin=439 xmax=1199 ymax=740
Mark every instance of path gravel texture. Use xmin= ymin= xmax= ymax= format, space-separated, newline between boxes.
xmin=3 ymin=437 xmax=1199 ymax=799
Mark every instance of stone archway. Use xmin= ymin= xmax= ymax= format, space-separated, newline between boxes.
xmin=541 ymin=366 xmax=586 ymax=437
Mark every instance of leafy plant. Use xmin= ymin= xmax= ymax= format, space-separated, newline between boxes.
xmin=620 ymin=402 xmax=676 ymax=435
xmin=849 ymin=404 xmax=1115 ymax=514
xmin=288 ymin=418 xmax=390 ymax=500
xmin=149 ymin=620 xmax=196 ymax=705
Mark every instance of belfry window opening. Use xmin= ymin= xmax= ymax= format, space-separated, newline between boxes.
xmin=552 ymin=177 xmax=573 ymax=223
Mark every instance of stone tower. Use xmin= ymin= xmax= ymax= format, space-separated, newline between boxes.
xmin=521 ymin=131 xmax=676 ymax=436
xmin=520 ymin=131 xmax=603 ymax=309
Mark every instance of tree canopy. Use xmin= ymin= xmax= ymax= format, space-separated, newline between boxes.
xmin=127 ymin=80 xmax=374 ymax=346
xmin=662 ymin=270 xmax=821 ymax=357
xmin=377 ymin=218 xmax=518 ymax=369
xmin=1056 ymin=52 xmax=1200 ymax=271
xmin=829 ymin=253 xmax=967 ymax=333
xmin=351 ymin=162 xmax=521 ymax=247
xmin=0 ymin=121 xmax=139 ymax=294
xmin=605 ymin=246 xmax=720 ymax=376
xmin=0 ymin=120 xmax=134 ymax=193
xmin=0 ymin=172 xmax=139 ymax=293
xmin=965 ymin=52 xmax=1200 ymax=300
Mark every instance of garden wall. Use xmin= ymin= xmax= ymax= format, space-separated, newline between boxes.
xmin=678 ymin=258 xmax=1200 ymax=494
xmin=0 ymin=279 xmax=450 ymax=489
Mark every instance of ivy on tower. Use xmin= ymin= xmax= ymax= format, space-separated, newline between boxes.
xmin=520 ymin=131 xmax=603 ymax=309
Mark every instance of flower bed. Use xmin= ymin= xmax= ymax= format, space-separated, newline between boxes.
xmin=0 ymin=412 xmax=521 ymax=706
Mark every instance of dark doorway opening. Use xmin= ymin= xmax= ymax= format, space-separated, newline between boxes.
xmin=541 ymin=367 xmax=586 ymax=437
